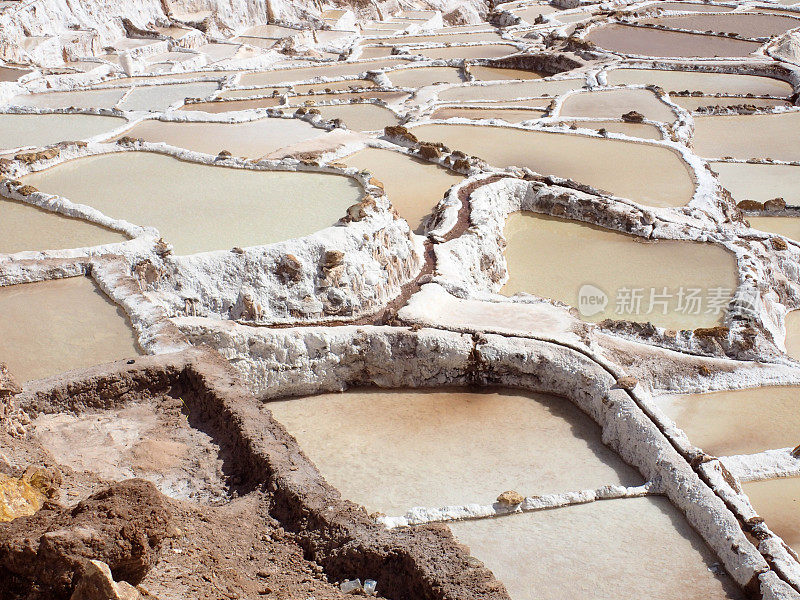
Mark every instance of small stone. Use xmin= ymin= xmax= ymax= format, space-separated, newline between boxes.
xmin=616 ymin=376 xmax=638 ymax=391
xmin=70 ymin=560 xmax=142 ymax=600
xmin=791 ymin=444 xmax=800 ymax=459
xmin=621 ymin=110 xmax=644 ymax=123
xmin=496 ymin=490 xmax=524 ymax=506
xmin=764 ymin=197 xmax=787 ymax=211
xmin=339 ymin=579 xmax=362 ymax=594
xmin=736 ymin=199 xmax=764 ymax=211
xmin=771 ymin=237 xmax=788 ymax=251
xmin=322 ymin=250 xmax=344 ymax=270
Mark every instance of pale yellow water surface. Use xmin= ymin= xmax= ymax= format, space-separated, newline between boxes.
xmin=658 ymin=387 xmax=800 ymax=455
xmin=557 ymin=120 xmax=664 ymax=140
xmin=10 ymin=87 xmax=127 ymax=109
xmin=118 ymin=82 xmax=219 ymax=111
xmin=439 ymin=78 xmax=584 ymax=102
xmin=713 ymin=163 xmax=800 ymax=206
xmin=501 ymin=213 xmax=738 ymax=329
xmin=266 ymin=387 xmax=643 ymax=514
xmin=672 ymin=96 xmax=791 ymax=111
xmin=23 ymin=152 xmax=362 ymax=254
xmin=341 ymin=147 xmax=462 ymax=233
xmin=430 ymin=107 xmax=545 ymax=122
xmin=606 ymin=68 xmax=793 ymax=96
xmin=385 ymin=66 xmax=465 ymax=87
xmin=743 ymin=477 xmax=800 ymax=555
xmin=0 ymin=113 xmax=125 ymax=150
xmin=638 ymin=13 xmax=800 ymax=37
xmin=305 ymin=103 xmax=399 ymax=131
xmin=693 ymin=112 xmax=800 ymax=161
xmin=449 ymin=497 xmax=743 ymax=600
xmin=239 ymin=59 xmax=410 ymax=86
xmin=0 ymin=196 xmax=127 ymax=254
xmin=412 ymin=123 xmax=695 ymax=206
xmin=749 ymin=216 xmax=800 ymax=243
xmin=0 ymin=277 xmax=141 ymax=382
xmin=117 ymin=117 xmax=325 ymax=157
xmin=416 ymin=44 xmax=519 ymax=60
xmin=559 ymin=88 xmax=676 ymax=122
xmin=785 ymin=310 xmax=800 ymax=360
xmin=469 ymin=66 xmax=545 ymax=81
xmin=587 ymin=24 xmax=763 ymax=57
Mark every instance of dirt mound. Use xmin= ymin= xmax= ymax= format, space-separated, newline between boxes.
xmin=0 ymin=479 xmax=171 ymax=599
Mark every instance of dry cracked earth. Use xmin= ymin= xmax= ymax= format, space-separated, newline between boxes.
xmin=1 ymin=0 xmax=800 ymax=598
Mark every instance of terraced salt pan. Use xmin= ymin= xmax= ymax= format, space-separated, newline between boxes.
xmin=786 ymin=309 xmax=800 ymax=360
xmin=415 ymin=44 xmax=520 ymax=60
xmin=652 ymin=2 xmax=736 ymax=12
xmin=511 ymin=4 xmax=559 ymax=23
xmin=469 ymin=66 xmax=545 ymax=81
xmin=0 ymin=67 xmax=31 ymax=81
xmin=9 ymin=87 xmax=127 ymax=109
xmin=291 ymin=90 xmax=409 ymax=105
xmin=265 ymin=387 xmax=642 ymax=514
xmin=341 ymin=148 xmax=463 ymax=233
xmin=357 ymin=46 xmax=396 ymax=59
xmin=712 ymin=162 xmax=800 ymax=206
xmin=239 ymin=59 xmax=410 ymax=86
xmin=557 ymin=120 xmax=664 ymax=139
xmin=671 ymin=96 xmax=791 ymax=111
xmin=657 ymin=387 xmax=800 ymax=455
xmin=388 ymin=31 xmax=506 ymax=45
xmin=412 ymin=123 xmax=695 ymax=206
xmin=743 ymin=477 xmax=800 ymax=556
xmin=501 ymin=213 xmax=737 ymax=330
xmin=0 ymin=113 xmax=125 ymax=150
xmin=0 ymin=276 xmax=140 ymax=382
xmin=0 ymin=196 xmax=126 ymax=254
xmin=179 ymin=97 xmax=283 ymax=113
xmin=385 ymin=66 xmax=465 ymax=87
xmin=587 ymin=24 xmax=763 ymax=57
xmin=448 ymin=497 xmax=743 ymax=600
xmin=605 ymin=68 xmax=793 ymax=96
xmin=430 ymin=107 xmax=545 ymax=123
xmin=638 ymin=13 xmax=800 ymax=38
xmin=438 ymin=78 xmax=584 ymax=102
xmin=117 ymin=118 xmax=327 ymax=158
xmin=306 ymin=103 xmax=399 ymax=131
xmin=118 ymin=82 xmax=219 ymax=112
xmin=694 ymin=112 xmax=800 ymax=161
xmin=559 ymin=88 xmax=676 ymax=122
xmin=23 ymin=152 xmax=362 ymax=255
xmin=748 ymin=216 xmax=800 ymax=244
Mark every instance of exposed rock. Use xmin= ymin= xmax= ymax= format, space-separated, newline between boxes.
xmin=16 ymin=185 xmax=38 ymax=196
xmin=0 ymin=479 xmax=171 ymax=597
xmin=615 ymin=376 xmax=638 ymax=391
xmin=276 ymin=254 xmax=303 ymax=283
xmin=764 ymin=197 xmax=787 ymax=211
xmin=154 ymin=238 xmax=172 ymax=258
xmin=132 ymin=260 xmax=164 ymax=291
xmin=771 ymin=237 xmax=788 ymax=251
xmin=0 ymin=467 xmax=61 ymax=523
xmin=693 ymin=326 xmax=730 ymax=340
xmin=792 ymin=444 xmax=800 ymax=459
xmin=418 ymin=143 xmax=442 ymax=160
xmin=70 ymin=560 xmax=142 ymax=600
xmin=736 ymin=199 xmax=764 ymax=211
xmin=384 ymin=125 xmax=418 ymax=144
xmin=15 ymin=148 xmax=59 ymax=164
xmin=345 ymin=196 xmax=377 ymax=222
xmin=496 ymin=491 xmax=524 ymax=506
xmin=322 ymin=250 xmax=345 ymax=271
xmin=0 ymin=363 xmax=22 ymax=398
xmin=621 ymin=111 xmax=645 ymax=123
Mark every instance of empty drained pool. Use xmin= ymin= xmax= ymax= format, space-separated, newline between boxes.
xmin=657 ymin=386 xmax=800 ymax=456
xmin=501 ymin=213 xmax=738 ymax=330
xmin=448 ymin=497 xmax=743 ymax=600
xmin=22 ymin=152 xmax=362 ymax=254
xmin=116 ymin=117 xmax=327 ymax=157
xmin=265 ymin=387 xmax=643 ymax=514
xmin=412 ymin=123 xmax=695 ymax=206
xmin=0 ymin=276 xmax=141 ymax=382
xmin=0 ymin=196 xmax=127 ymax=254
xmin=341 ymin=147 xmax=462 ymax=233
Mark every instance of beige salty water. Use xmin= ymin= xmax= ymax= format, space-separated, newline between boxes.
xmin=559 ymin=87 xmax=676 ymax=122
xmin=0 ymin=196 xmax=126 ymax=254
xmin=266 ymin=387 xmax=643 ymax=514
xmin=693 ymin=112 xmax=800 ymax=161
xmin=785 ymin=310 xmax=800 ymax=359
xmin=638 ymin=13 xmax=800 ymax=38
xmin=385 ymin=66 xmax=464 ymax=87
xmin=556 ymin=120 xmax=664 ymax=140
xmin=749 ymin=217 xmax=800 ymax=243
xmin=606 ymin=68 xmax=793 ymax=96
xmin=501 ymin=213 xmax=738 ymax=330
xmin=429 ymin=107 xmax=545 ymax=123
xmin=23 ymin=152 xmax=362 ymax=255
xmin=117 ymin=117 xmax=326 ymax=157
xmin=412 ymin=123 xmax=694 ymax=206
xmin=657 ymin=386 xmax=800 ymax=455
xmin=449 ymin=497 xmax=743 ymax=600
xmin=0 ymin=113 xmax=125 ymax=150
xmin=742 ymin=477 xmax=800 ymax=555
xmin=469 ymin=66 xmax=545 ymax=81
xmin=438 ymin=78 xmax=584 ymax=102
xmin=672 ymin=96 xmax=791 ymax=111
xmin=0 ymin=277 xmax=140 ymax=382
xmin=341 ymin=148 xmax=462 ymax=233
xmin=303 ymin=103 xmax=399 ymax=131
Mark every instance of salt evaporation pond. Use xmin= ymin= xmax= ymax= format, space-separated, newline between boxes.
xmin=117 ymin=117 xmax=326 ymax=157
xmin=605 ymin=68 xmax=793 ymax=96
xmin=713 ymin=163 xmax=800 ymax=206
xmin=412 ymin=123 xmax=695 ymax=206
xmin=748 ymin=217 xmax=800 ymax=243
xmin=501 ymin=213 xmax=737 ymax=330
xmin=415 ymin=44 xmax=519 ymax=60
xmin=438 ymin=78 xmax=584 ymax=102
xmin=239 ymin=59 xmax=410 ymax=86
xmin=559 ymin=88 xmax=676 ymax=122
xmin=786 ymin=310 xmax=800 ymax=360
xmin=304 ymin=103 xmax=399 ymax=131
xmin=557 ymin=120 xmax=664 ymax=140
xmin=672 ymin=96 xmax=791 ymax=111
xmin=117 ymin=82 xmax=219 ymax=111
xmin=23 ymin=152 xmax=362 ymax=255
xmin=341 ymin=148 xmax=462 ymax=233
xmin=0 ymin=277 xmax=141 ymax=382
xmin=638 ymin=13 xmax=800 ymax=38
xmin=0 ymin=113 xmax=125 ymax=150
xmin=469 ymin=66 xmax=545 ymax=81
xmin=10 ymin=87 xmax=128 ymax=109
xmin=657 ymin=387 xmax=800 ymax=455
xmin=693 ymin=113 xmax=800 ymax=161
xmin=266 ymin=387 xmax=643 ymax=514
xmin=449 ymin=497 xmax=743 ymax=600
xmin=0 ymin=196 xmax=126 ymax=254
xmin=179 ymin=97 xmax=283 ymax=112
xmin=586 ymin=24 xmax=763 ymax=57
xmin=385 ymin=66 xmax=465 ymax=87
xmin=430 ymin=107 xmax=545 ymax=123
xmin=742 ymin=477 xmax=800 ymax=555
